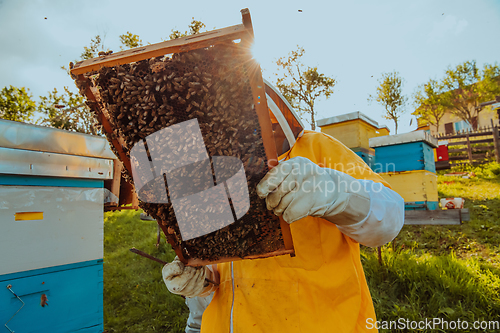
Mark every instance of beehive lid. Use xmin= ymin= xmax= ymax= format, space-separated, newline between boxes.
xmin=0 ymin=118 xmax=115 ymax=159
xmin=369 ymin=130 xmax=438 ymax=148
xmin=316 ymin=111 xmax=389 ymax=131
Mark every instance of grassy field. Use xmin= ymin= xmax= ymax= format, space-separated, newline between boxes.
xmin=103 ymin=210 xmax=187 ymax=332
xmin=103 ymin=162 xmax=500 ymax=332
xmin=362 ymin=162 xmax=500 ymax=332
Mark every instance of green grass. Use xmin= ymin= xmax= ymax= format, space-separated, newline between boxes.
xmin=103 ymin=209 xmax=187 ymax=333
xmin=103 ymin=162 xmax=500 ymax=332
xmin=361 ymin=162 xmax=500 ymax=332
xmin=363 ymin=251 xmax=500 ymax=327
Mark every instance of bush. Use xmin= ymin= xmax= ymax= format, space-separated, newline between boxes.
xmin=441 ymin=162 xmax=500 ymax=179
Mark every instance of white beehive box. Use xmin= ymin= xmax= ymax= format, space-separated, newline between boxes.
xmin=0 ymin=119 xmax=114 ymax=332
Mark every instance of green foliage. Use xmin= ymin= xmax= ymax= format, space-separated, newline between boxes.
xmin=103 ymin=209 xmax=187 ymax=333
xmin=0 ymin=85 xmax=36 ymax=122
xmin=413 ymin=79 xmax=447 ymax=131
xmin=370 ymin=71 xmax=407 ymax=134
xmin=442 ymin=161 xmax=500 ymax=179
xmin=440 ymin=60 xmax=500 ymax=129
xmin=58 ymin=18 xmax=207 ymax=135
xmin=275 ymin=46 xmax=336 ymax=130
xmin=38 ymin=87 xmax=100 ymax=135
xmin=119 ymin=32 xmax=143 ymax=50
xmin=80 ymin=35 xmax=110 ymax=60
xmin=169 ymin=18 xmax=206 ymax=40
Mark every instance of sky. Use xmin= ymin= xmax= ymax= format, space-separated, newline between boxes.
xmin=0 ymin=0 xmax=499 ymax=134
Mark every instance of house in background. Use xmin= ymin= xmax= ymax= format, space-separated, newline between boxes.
xmin=416 ymin=96 xmax=500 ymax=136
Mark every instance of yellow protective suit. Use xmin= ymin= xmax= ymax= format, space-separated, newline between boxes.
xmin=201 ymin=130 xmax=389 ymax=332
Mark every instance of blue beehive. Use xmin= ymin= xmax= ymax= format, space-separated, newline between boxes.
xmin=369 ymin=131 xmax=438 ymax=173
xmin=353 ymin=150 xmax=375 ymax=169
xmin=370 ymin=131 xmax=439 ymax=211
xmin=0 ymin=119 xmax=115 ymax=332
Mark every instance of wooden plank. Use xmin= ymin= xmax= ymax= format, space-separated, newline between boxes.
xmin=466 ymin=133 xmax=473 ymax=163
xmin=448 ymin=153 xmax=487 ymax=161
xmin=448 ymin=138 xmax=493 ymax=146
xmin=491 ymin=120 xmax=500 ymax=163
xmin=448 ymin=145 xmax=494 ymax=153
xmin=71 ymin=24 xmax=249 ymax=75
xmin=405 ymin=209 xmax=462 ymax=225
xmin=241 ymin=8 xmax=294 ymax=255
xmin=108 ymin=159 xmax=122 ymax=205
xmin=438 ymin=130 xmax=493 ymax=140
xmin=461 ymin=208 xmax=470 ymax=221
xmin=76 ymin=75 xmax=132 ymax=178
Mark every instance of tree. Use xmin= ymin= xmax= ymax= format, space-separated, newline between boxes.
xmin=39 ymin=87 xmax=100 ymax=135
xmin=370 ymin=71 xmax=407 ymax=134
xmin=119 ymin=32 xmax=143 ymax=50
xmin=0 ymin=85 xmax=37 ymax=122
xmin=413 ymin=79 xmax=447 ymax=132
xmin=80 ymin=35 xmax=111 ymax=60
xmin=169 ymin=18 xmax=206 ymax=40
xmin=53 ymin=20 xmax=207 ymax=134
xmin=55 ymin=31 xmax=137 ymax=134
xmin=440 ymin=60 xmax=500 ymax=130
xmin=275 ymin=46 xmax=336 ymax=130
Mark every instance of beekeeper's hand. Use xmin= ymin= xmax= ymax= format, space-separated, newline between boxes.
xmin=162 ymin=257 xmax=216 ymax=297
xmin=256 ymin=156 xmax=371 ymax=225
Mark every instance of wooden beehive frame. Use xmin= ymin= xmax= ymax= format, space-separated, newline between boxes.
xmin=71 ymin=8 xmax=294 ymax=265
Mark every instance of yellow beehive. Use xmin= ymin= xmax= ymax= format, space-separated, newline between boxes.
xmin=379 ymin=170 xmax=438 ymax=203
xmin=317 ymin=111 xmax=389 ymax=150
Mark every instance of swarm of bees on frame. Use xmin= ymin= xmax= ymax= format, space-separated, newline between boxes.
xmin=74 ymin=42 xmax=286 ymax=262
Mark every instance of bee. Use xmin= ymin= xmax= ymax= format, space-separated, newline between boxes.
xmin=40 ymin=294 xmax=49 ymax=307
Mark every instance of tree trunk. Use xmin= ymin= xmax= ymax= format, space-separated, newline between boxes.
xmin=394 ymin=119 xmax=398 ymax=134
xmin=311 ymin=108 xmax=316 ymax=131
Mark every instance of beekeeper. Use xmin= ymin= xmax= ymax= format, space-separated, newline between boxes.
xmin=162 ymin=81 xmax=405 ymax=332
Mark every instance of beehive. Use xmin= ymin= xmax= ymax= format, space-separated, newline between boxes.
xmin=70 ymin=9 xmax=294 ymax=265
xmin=379 ymin=170 xmax=439 ymax=211
xmin=317 ymin=111 xmax=390 ymax=150
xmin=0 ymin=119 xmax=113 ymax=332
xmin=370 ymin=130 xmax=438 ymax=173
xmin=350 ymin=147 xmax=376 ymax=169
xmin=317 ymin=111 xmax=389 ymax=168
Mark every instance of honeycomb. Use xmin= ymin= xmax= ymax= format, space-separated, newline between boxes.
xmin=74 ymin=42 xmax=287 ymax=263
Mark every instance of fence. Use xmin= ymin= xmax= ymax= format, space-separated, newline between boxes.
xmin=435 ymin=120 xmax=500 ymax=167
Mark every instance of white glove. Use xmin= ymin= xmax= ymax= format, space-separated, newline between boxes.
xmin=162 ymin=257 xmax=216 ymax=298
xmin=256 ymin=156 xmax=371 ymax=225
